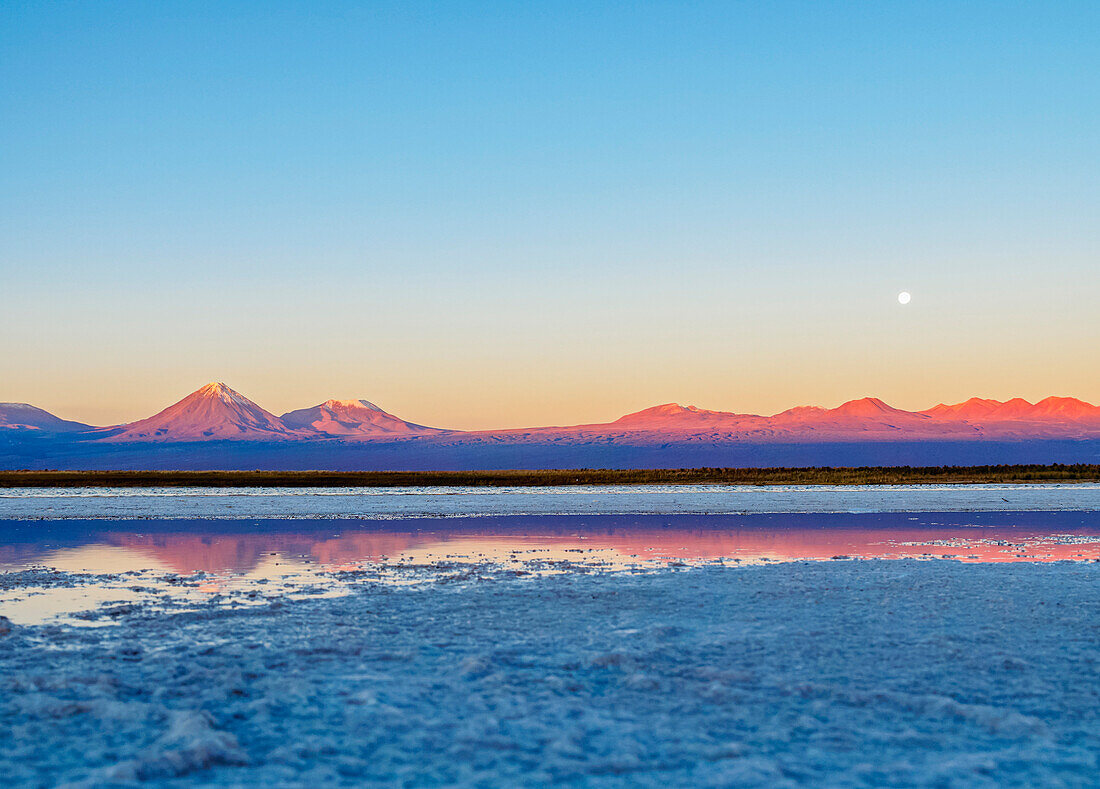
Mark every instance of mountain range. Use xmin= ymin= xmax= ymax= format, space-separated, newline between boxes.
xmin=4 ymin=382 xmax=1100 ymax=469
xmin=4 ymin=381 xmax=1100 ymax=442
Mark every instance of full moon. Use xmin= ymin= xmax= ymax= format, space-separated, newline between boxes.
xmin=897 ymin=291 xmax=911 ymax=305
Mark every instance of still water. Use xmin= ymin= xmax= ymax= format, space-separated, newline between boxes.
xmin=3 ymin=510 xmax=1099 ymax=625
xmin=2 ymin=485 xmax=1099 ymax=625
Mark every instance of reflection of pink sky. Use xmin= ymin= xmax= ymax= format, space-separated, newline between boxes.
xmin=4 ymin=526 xmax=1098 ymax=576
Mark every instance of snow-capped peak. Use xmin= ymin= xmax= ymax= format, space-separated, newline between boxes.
xmin=196 ymin=382 xmax=254 ymax=407
xmin=322 ymin=399 xmax=385 ymax=413
xmin=107 ymin=382 xmax=293 ymax=441
xmin=278 ymin=398 xmax=440 ymax=438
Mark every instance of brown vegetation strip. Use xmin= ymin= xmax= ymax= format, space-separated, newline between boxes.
xmin=0 ymin=465 xmax=1097 ymax=488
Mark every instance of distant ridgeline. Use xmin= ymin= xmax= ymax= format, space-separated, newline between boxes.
xmin=2 ymin=383 xmax=1099 ymax=470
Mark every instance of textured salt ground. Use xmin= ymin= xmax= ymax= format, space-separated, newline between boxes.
xmin=2 ymin=561 xmax=1099 ymax=787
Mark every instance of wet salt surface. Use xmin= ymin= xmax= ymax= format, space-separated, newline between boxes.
xmin=3 ymin=491 xmax=1100 ymax=785
xmin=3 ymin=482 xmax=1100 ymax=519
xmin=2 ymin=511 xmax=1100 ymax=625
xmin=2 ymin=560 xmax=1098 ymax=786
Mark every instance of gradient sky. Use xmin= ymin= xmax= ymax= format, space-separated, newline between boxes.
xmin=2 ymin=1 xmax=1098 ymax=429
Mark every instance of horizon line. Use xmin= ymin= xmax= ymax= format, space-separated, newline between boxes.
xmin=3 ymin=380 xmax=1099 ymax=432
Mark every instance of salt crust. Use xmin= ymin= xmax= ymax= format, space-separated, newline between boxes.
xmin=2 ymin=560 xmax=1098 ymax=786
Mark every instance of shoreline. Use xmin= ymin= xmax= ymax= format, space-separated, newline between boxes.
xmin=2 ymin=464 xmax=1099 ymax=488
xmin=4 ymin=482 xmax=1100 ymax=520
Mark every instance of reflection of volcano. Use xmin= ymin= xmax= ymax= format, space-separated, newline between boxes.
xmin=102 ymin=532 xmax=427 ymax=574
xmin=3 ymin=514 xmax=1099 ymax=575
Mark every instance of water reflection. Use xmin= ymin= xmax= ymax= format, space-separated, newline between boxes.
xmin=4 ymin=513 xmax=1100 ymax=625
xmin=4 ymin=513 xmax=1100 ymax=576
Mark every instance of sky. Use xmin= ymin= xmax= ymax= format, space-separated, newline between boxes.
xmin=2 ymin=1 xmax=1098 ymax=429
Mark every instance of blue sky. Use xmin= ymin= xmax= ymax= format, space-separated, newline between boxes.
xmin=2 ymin=1 xmax=1098 ymax=427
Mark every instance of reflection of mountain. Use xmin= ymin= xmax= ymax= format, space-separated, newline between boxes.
xmin=102 ymin=532 xmax=426 ymax=574
xmin=3 ymin=514 xmax=1098 ymax=575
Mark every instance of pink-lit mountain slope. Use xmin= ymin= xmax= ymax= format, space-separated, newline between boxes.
xmin=607 ymin=396 xmax=1100 ymax=441
xmin=0 ymin=403 xmax=91 ymax=433
xmin=922 ymin=396 xmax=1100 ymax=423
xmin=609 ymin=398 xmax=928 ymax=431
xmin=444 ymin=396 xmax=1100 ymax=445
xmin=765 ymin=397 xmax=936 ymax=437
xmin=610 ymin=403 xmax=754 ymax=429
xmin=107 ymin=383 xmax=299 ymax=441
xmin=528 ymin=397 xmax=937 ymax=441
xmin=19 ymin=384 xmax=1100 ymax=444
xmin=280 ymin=399 xmax=442 ymax=438
xmin=908 ymin=397 xmax=1100 ymax=440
